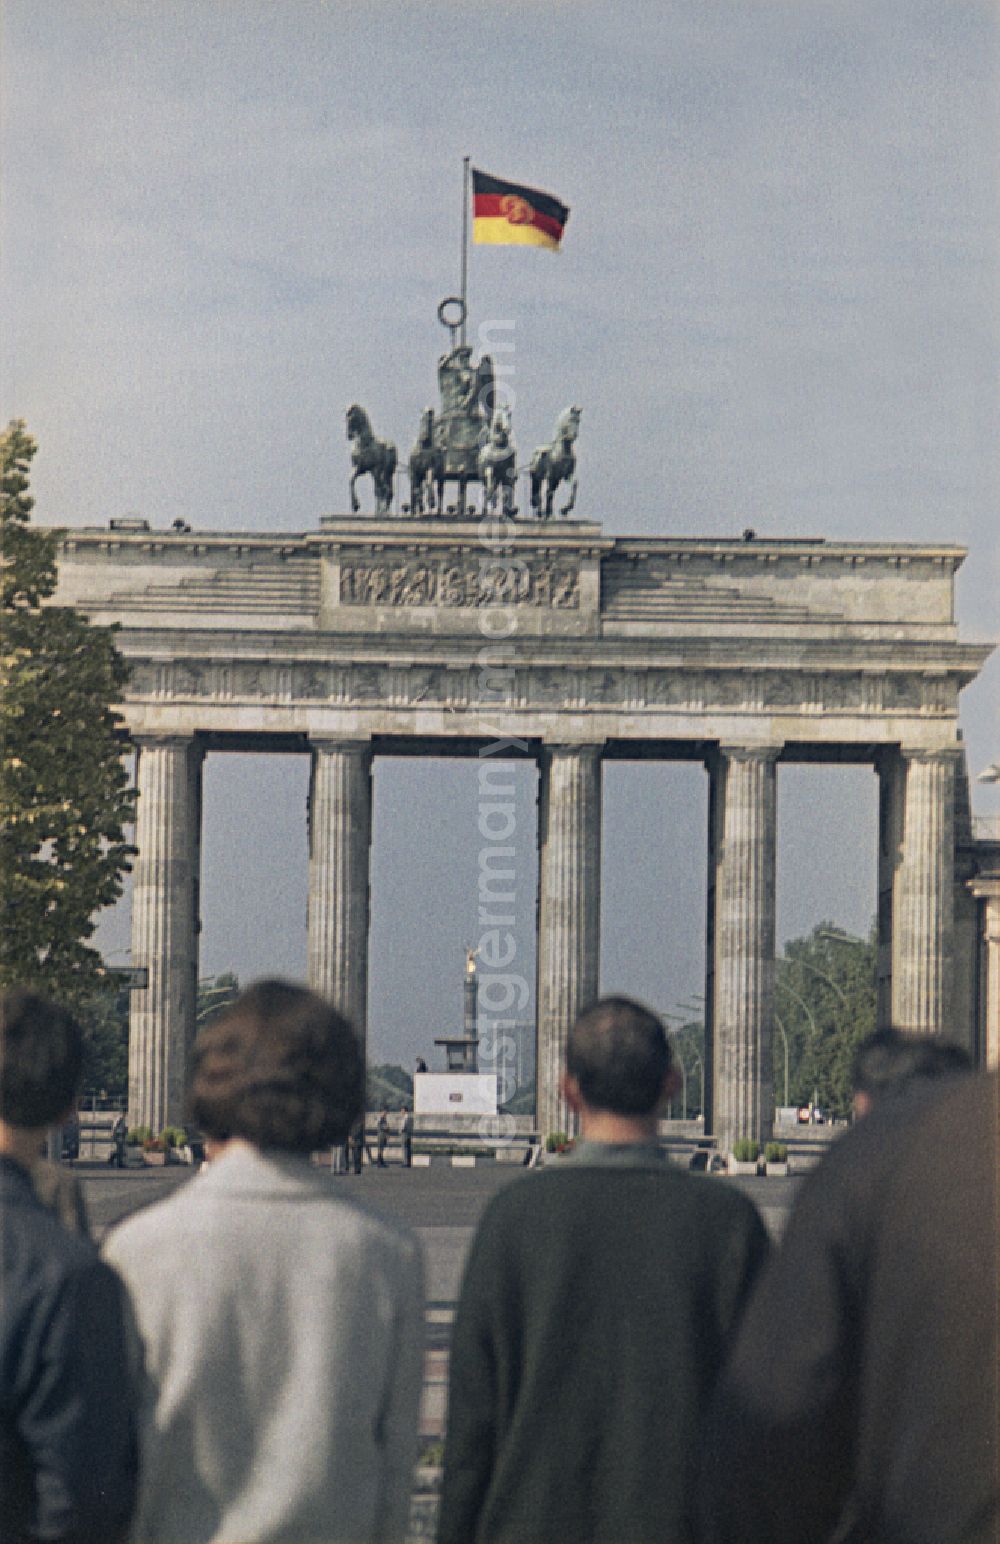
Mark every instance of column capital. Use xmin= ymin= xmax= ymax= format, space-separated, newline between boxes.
xmin=309 ymin=737 xmax=372 ymax=758
xmin=132 ymin=732 xmax=196 ymax=750
xmin=717 ymin=743 xmax=782 ymax=765
xmin=539 ymin=741 xmax=604 ymax=763
xmin=900 ymin=745 xmax=963 ymax=766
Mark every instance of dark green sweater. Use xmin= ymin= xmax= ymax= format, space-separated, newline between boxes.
xmin=438 ymin=1156 xmax=769 ymax=1544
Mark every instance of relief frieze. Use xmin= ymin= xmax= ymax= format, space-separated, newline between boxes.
xmin=121 ymin=658 xmax=941 ymax=721
xmin=339 ymin=557 xmax=580 ymax=609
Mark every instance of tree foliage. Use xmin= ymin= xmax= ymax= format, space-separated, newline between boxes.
xmin=775 ymin=921 xmax=876 ymax=1117
xmin=0 ymin=420 xmax=136 ymax=1019
xmin=367 ymin=1063 xmax=413 ymax=1110
xmin=197 ymin=972 xmax=240 ymax=1030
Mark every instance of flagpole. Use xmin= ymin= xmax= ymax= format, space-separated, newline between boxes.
xmin=460 ymin=155 xmax=470 ymax=346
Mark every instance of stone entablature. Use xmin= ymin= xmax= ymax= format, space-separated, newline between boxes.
xmin=55 ymin=522 xmax=966 ymax=643
xmin=51 ymin=519 xmax=988 ymax=751
xmin=121 ymin=654 xmax=966 ymax=724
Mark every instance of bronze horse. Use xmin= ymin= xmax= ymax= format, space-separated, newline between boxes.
xmin=408 ymin=407 xmax=445 ymax=515
xmin=478 ymin=406 xmax=518 ymax=517
xmin=530 ymin=406 xmax=580 ymax=518
xmin=346 ymin=403 xmax=397 ymax=514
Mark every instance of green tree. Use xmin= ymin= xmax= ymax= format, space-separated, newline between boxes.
xmin=367 ymin=1063 xmax=413 ymax=1110
xmin=0 ymin=420 xmax=136 ymax=1019
xmin=775 ymin=922 xmax=876 ymax=1118
xmin=669 ymin=1020 xmax=706 ymax=1117
xmin=79 ymin=983 xmax=130 ymax=1099
xmin=197 ymin=972 xmax=240 ymax=1030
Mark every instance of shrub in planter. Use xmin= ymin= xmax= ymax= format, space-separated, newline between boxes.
xmin=764 ymin=1141 xmax=788 ymax=1164
xmin=127 ymin=1125 xmax=152 ymax=1148
xmin=143 ymin=1136 xmax=167 ymax=1153
xmin=544 ymin=1132 xmax=574 ymax=1155
xmin=159 ymin=1127 xmax=187 ymax=1150
xmin=732 ymin=1138 xmax=760 ymax=1164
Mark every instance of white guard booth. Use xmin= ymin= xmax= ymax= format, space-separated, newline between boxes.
xmin=414 ymin=1073 xmax=498 ymax=1118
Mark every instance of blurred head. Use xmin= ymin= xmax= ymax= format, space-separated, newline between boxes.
xmin=189 ymin=979 xmax=364 ymax=1152
xmin=565 ymin=996 xmax=673 ymax=1117
xmin=0 ymin=988 xmax=83 ymax=1130
xmin=851 ymin=1027 xmax=972 ymax=1118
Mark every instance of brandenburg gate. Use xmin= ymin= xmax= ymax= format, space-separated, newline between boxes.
xmin=52 ymin=514 xmax=993 ymax=1147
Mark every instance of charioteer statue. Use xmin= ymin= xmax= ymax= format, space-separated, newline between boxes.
xmin=346 ymin=296 xmax=581 ymax=519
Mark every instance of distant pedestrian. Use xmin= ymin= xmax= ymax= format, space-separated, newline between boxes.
xmin=415 ymin=1057 xmax=428 ymax=1074
xmin=111 ymin=1110 xmax=127 ymax=1168
xmin=400 ymin=1105 xmax=414 ymax=1168
xmin=376 ymin=1106 xmax=389 ymax=1166
xmin=438 ymin=995 xmax=769 ymax=1544
xmin=1 ymin=989 xmax=137 ymax=1542
xmin=103 ymin=979 xmax=424 ymax=1544
xmin=349 ymin=1117 xmax=365 ymax=1173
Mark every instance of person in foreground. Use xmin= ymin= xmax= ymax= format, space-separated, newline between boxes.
xmin=701 ymin=1064 xmax=998 ymax=1544
xmin=850 ymin=1023 xmax=971 ymax=1118
xmin=437 ymin=995 xmax=770 ymax=1544
xmin=0 ymin=988 xmax=137 ymax=1543
xmin=103 ymin=979 xmax=425 ymax=1544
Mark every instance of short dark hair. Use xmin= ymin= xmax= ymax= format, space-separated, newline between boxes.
xmin=188 ymin=979 xmax=364 ymax=1152
xmin=852 ymin=1027 xmax=971 ymax=1106
xmin=0 ymin=989 xmax=84 ymax=1128
xmin=566 ymin=996 xmax=671 ymax=1116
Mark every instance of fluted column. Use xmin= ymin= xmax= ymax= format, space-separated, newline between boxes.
xmin=892 ymin=749 xmax=957 ymax=1033
xmin=129 ymin=736 xmax=202 ymax=1133
xmin=536 ymin=745 xmax=602 ymax=1138
xmin=307 ymin=740 xmax=372 ymax=1047
xmin=969 ymin=876 xmax=1000 ymax=1069
xmin=708 ymin=746 xmax=778 ymax=1151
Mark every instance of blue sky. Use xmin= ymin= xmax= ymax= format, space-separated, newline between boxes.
xmin=3 ymin=1 xmax=997 ymax=1062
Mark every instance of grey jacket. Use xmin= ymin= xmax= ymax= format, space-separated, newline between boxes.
xmin=103 ymin=1144 xmax=424 ymax=1544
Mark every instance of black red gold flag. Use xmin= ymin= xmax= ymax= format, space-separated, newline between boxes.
xmin=471 ymin=169 xmax=569 ymax=250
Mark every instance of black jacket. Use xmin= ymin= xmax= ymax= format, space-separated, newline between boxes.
xmin=702 ymin=1071 xmax=1000 ymax=1544
xmin=438 ymin=1150 xmax=769 ymax=1544
xmin=0 ymin=1157 xmax=138 ymax=1543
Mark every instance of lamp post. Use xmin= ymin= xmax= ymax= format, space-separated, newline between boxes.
xmin=790 ymin=957 xmax=848 ymax=1006
xmin=774 ymin=1014 xmax=790 ymax=1108
xmin=776 ymin=973 xmax=817 ymax=1037
xmin=687 ymin=1049 xmax=704 ymax=1116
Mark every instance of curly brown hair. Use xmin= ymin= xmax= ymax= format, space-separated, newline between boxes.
xmin=188 ymin=979 xmax=364 ymax=1151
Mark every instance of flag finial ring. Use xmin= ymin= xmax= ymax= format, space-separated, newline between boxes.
xmin=438 ymin=296 xmax=467 ymax=332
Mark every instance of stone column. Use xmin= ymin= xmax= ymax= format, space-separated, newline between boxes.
xmin=707 ymin=746 xmax=778 ymax=1152
xmin=891 ymin=749 xmax=957 ymax=1034
xmin=536 ymin=745 xmax=602 ymax=1138
xmin=129 ymin=736 xmax=202 ymax=1133
xmin=968 ymin=875 xmax=1000 ymax=1069
xmin=307 ymin=741 xmax=373 ymax=1048
xmin=875 ymin=750 xmax=904 ymax=1030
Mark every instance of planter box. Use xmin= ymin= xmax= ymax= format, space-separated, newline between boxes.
xmin=765 ymin=1161 xmax=790 ymax=1177
xmin=143 ymin=1150 xmax=167 ymax=1166
xmin=728 ymin=1157 xmax=760 ymax=1176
